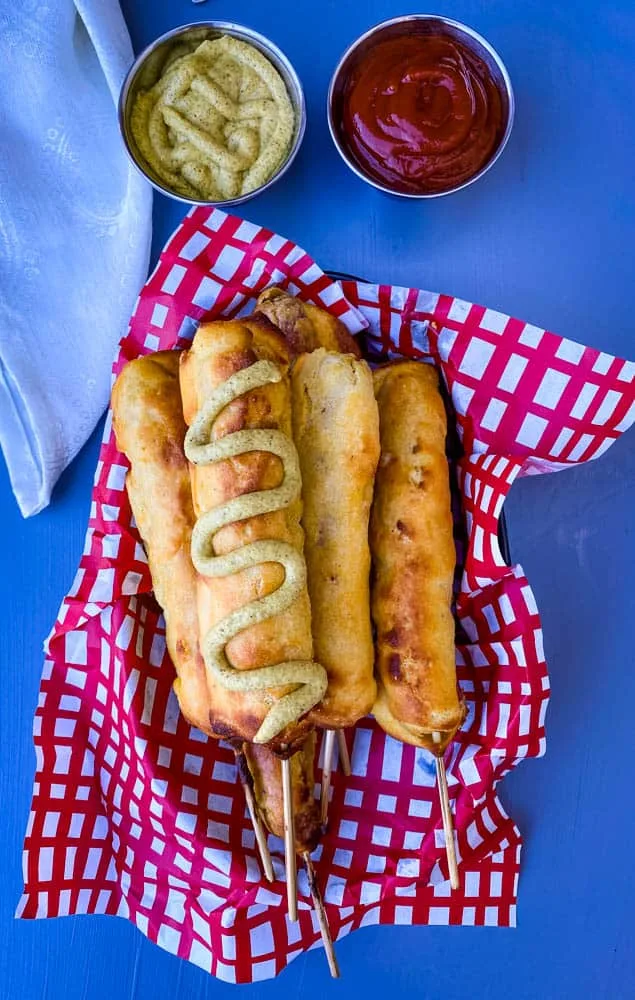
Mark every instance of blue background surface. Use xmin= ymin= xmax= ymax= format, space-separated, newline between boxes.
xmin=2 ymin=1 xmax=635 ymax=997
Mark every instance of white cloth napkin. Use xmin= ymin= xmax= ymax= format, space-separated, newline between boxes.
xmin=0 ymin=1 xmax=152 ymax=516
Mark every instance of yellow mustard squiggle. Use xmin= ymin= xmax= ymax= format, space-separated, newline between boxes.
xmin=184 ymin=359 xmax=327 ymax=744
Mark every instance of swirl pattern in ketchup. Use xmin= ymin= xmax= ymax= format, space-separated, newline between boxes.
xmin=341 ymin=34 xmax=505 ymax=194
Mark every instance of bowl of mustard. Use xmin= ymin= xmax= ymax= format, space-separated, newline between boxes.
xmin=118 ymin=22 xmax=306 ymax=206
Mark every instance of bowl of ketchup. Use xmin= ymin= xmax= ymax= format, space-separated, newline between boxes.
xmin=328 ymin=15 xmax=514 ymax=197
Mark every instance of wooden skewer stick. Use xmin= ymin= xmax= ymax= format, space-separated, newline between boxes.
xmin=320 ymin=729 xmax=337 ymax=826
xmin=303 ymin=851 xmax=340 ymax=978
xmin=432 ymin=732 xmax=460 ymax=891
xmin=336 ymin=728 xmax=351 ymax=777
xmin=281 ymin=756 xmax=298 ymax=921
xmin=233 ymin=748 xmax=274 ymax=883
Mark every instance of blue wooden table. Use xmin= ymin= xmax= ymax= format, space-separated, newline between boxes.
xmin=2 ymin=1 xmax=635 ymax=997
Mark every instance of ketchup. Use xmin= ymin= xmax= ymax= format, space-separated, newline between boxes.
xmin=341 ymin=33 xmax=505 ymax=194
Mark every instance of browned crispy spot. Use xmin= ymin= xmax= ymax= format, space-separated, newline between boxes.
xmin=234 ymin=750 xmax=252 ymax=784
xmin=384 ymin=628 xmax=401 ymax=648
xmin=295 ymin=810 xmax=321 ymax=852
xmin=217 ymin=348 xmax=256 ymax=382
xmin=388 ymin=653 xmax=402 ymax=681
xmin=409 ymin=466 xmax=427 ymax=489
xmin=161 ymin=435 xmax=187 ymax=469
xmin=208 ymin=717 xmax=239 ymax=740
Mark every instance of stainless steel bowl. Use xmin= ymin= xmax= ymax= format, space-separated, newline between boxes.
xmin=118 ymin=21 xmax=306 ymax=206
xmin=327 ymin=14 xmax=515 ymax=199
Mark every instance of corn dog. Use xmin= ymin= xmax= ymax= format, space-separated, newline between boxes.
xmin=244 ymin=735 xmax=321 ymax=852
xmin=111 ymin=351 xmax=210 ymax=733
xmin=257 ymin=290 xmax=378 ymax=730
xmin=255 ymin=286 xmax=362 ymax=358
xmin=291 ymin=348 xmax=380 ymax=728
xmin=179 ymin=317 xmax=326 ymax=755
xmin=370 ymin=362 xmax=465 ymax=754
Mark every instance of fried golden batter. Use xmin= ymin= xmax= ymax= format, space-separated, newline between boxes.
xmin=370 ymin=362 xmax=465 ymax=754
xmin=291 ymin=349 xmax=379 ymax=728
xmin=111 ymin=351 xmax=211 ymax=733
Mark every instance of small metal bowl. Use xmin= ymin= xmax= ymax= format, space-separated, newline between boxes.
xmin=327 ymin=14 xmax=515 ymax=199
xmin=118 ymin=21 xmax=306 ymax=207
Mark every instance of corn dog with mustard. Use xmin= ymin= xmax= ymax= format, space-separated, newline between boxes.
xmin=179 ymin=316 xmax=326 ymax=756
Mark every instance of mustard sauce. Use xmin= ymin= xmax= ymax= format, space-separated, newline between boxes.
xmin=130 ymin=36 xmax=295 ymax=200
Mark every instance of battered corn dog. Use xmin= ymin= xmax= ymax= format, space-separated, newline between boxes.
xmin=370 ymin=362 xmax=465 ymax=754
xmin=179 ymin=316 xmax=326 ymax=755
xmin=111 ymin=351 xmax=210 ymax=733
xmin=255 ymin=286 xmax=362 ymax=358
xmin=244 ymin=734 xmax=321 ymax=852
xmin=291 ymin=348 xmax=380 ymax=728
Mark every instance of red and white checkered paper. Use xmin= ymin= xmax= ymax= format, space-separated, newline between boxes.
xmin=18 ymin=207 xmax=635 ymax=982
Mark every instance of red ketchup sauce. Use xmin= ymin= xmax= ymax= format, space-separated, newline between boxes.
xmin=341 ymin=33 xmax=505 ymax=194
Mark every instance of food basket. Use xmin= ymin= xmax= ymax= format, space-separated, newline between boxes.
xmin=18 ymin=207 xmax=635 ymax=983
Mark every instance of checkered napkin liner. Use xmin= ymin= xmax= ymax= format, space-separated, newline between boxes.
xmin=17 ymin=207 xmax=635 ymax=984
